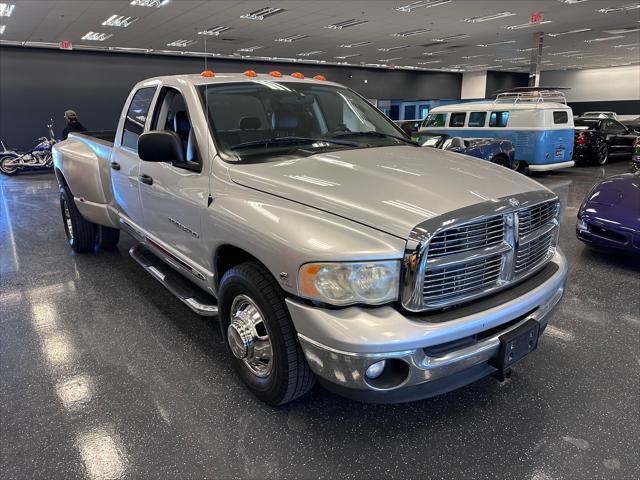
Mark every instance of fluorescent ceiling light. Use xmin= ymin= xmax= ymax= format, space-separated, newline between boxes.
xmin=557 ymin=0 xmax=589 ymax=3
xmin=338 ymin=41 xmax=371 ymax=48
xmin=325 ymin=19 xmax=368 ymax=29
xmin=477 ymin=40 xmax=517 ymax=47
xmin=417 ymin=60 xmax=442 ymax=64
xmin=237 ymin=45 xmax=263 ymax=52
xmin=584 ymin=35 xmax=626 ymax=42
xmin=422 ymin=50 xmax=448 ymax=55
xmin=130 ymin=0 xmax=169 ymax=7
xmin=0 ymin=3 xmax=14 ymax=16
xmin=603 ymin=26 xmax=640 ymax=34
xmin=377 ymin=44 xmax=410 ymax=51
xmin=547 ymin=28 xmax=591 ymax=37
xmin=614 ymin=42 xmax=640 ymax=47
xmin=495 ymin=57 xmax=526 ymax=61
xmin=0 ymin=24 xmax=5 ymax=35
xmin=393 ymin=28 xmax=431 ymax=37
xmin=297 ymin=50 xmax=323 ymax=56
xmin=275 ymin=34 xmax=308 ymax=43
xmin=517 ymin=46 xmax=549 ymax=52
xmin=378 ymin=57 xmax=402 ymax=62
xmin=548 ymin=50 xmax=581 ymax=55
xmin=335 ymin=54 xmax=361 ymax=59
xmin=241 ymin=7 xmax=286 ymax=20
xmin=597 ymin=3 xmax=640 ymax=13
xmin=506 ymin=20 xmax=552 ymax=30
xmin=167 ymin=39 xmax=197 ymax=47
xmin=81 ymin=32 xmax=113 ymax=41
xmin=394 ymin=1 xmax=451 ymax=12
xmin=432 ymin=33 xmax=470 ymax=41
xmin=465 ymin=12 xmax=517 ymax=23
xmin=102 ymin=15 xmax=139 ymax=27
xmin=462 ymin=53 xmax=493 ymax=59
xmin=198 ymin=26 xmax=231 ymax=36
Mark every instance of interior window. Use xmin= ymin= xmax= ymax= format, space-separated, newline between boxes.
xmin=553 ymin=111 xmax=568 ymax=124
xmin=423 ymin=112 xmax=448 ymax=127
xmin=489 ymin=111 xmax=509 ymax=128
xmin=121 ymin=87 xmax=156 ymax=151
xmin=468 ymin=112 xmax=487 ymax=127
xmin=152 ymin=88 xmax=200 ymax=169
xmin=449 ymin=113 xmax=466 ymax=127
xmin=606 ymin=120 xmax=626 ymax=134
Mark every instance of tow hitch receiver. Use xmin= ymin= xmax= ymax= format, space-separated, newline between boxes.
xmin=491 ymin=319 xmax=540 ymax=379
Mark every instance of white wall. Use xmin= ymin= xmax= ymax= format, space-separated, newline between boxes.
xmin=540 ymin=66 xmax=640 ymax=102
xmin=461 ymin=71 xmax=487 ymax=99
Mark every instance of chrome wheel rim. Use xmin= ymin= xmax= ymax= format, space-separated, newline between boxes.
xmin=0 ymin=157 xmax=18 ymax=173
xmin=598 ymin=145 xmax=607 ymax=164
xmin=228 ymin=294 xmax=273 ymax=378
xmin=63 ymin=199 xmax=74 ymax=240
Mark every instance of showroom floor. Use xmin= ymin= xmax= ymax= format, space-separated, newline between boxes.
xmin=1 ymin=162 xmax=638 ymax=480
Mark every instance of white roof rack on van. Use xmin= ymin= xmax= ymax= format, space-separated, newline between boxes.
xmin=494 ymin=87 xmax=568 ymax=105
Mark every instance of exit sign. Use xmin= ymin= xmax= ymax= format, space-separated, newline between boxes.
xmin=59 ymin=40 xmax=72 ymax=50
xmin=530 ymin=12 xmax=544 ymax=24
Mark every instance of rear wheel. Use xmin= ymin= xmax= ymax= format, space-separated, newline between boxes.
xmin=97 ymin=225 xmax=120 ymax=250
xmin=59 ymin=185 xmax=97 ymax=253
xmin=595 ymin=143 xmax=608 ymax=165
xmin=0 ymin=155 xmax=19 ymax=176
xmin=510 ymin=159 xmax=529 ymax=175
xmin=218 ymin=262 xmax=315 ymax=406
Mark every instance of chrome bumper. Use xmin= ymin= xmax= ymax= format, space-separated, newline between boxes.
xmin=287 ymin=250 xmax=567 ymax=401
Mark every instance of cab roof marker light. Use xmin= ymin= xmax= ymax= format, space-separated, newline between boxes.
xmin=269 ymin=71 xmax=282 ymax=77
xmin=393 ymin=28 xmax=431 ymax=37
xmin=377 ymin=44 xmax=410 ymax=51
xmin=0 ymin=3 xmax=14 ymax=17
xmin=81 ymin=32 xmax=113 ymax=41
xmin=465 ymin=12 xmax=517 ymax=23
xmin=244 ymin=70 xmax=257 ymax=77
xmin=597 ymin=3 xmax=640 ymax=13
xmin=275 ymin=34 xmax=308 ymax=43
xmin=102 ymin=15 xmax=139 ymax=28
xmin=167 ymin=39 xmax=197 ymax=47
xmin=547 ymin=28 xmax=591 ymax=37
xmin=506 ymin=21 xmax=552 ymax=30
xmin=201 ymin=70 xmax=215 ymax=77
xmin=477 ymin=40 xmax=517 ymax=47
xmin=240 ymin=7 xmax=286 ymax=20
xmin=313 ymin=75 xmax=326 ymax=81
xmin=584 ymin=35 xmax=626 ymax=42
xmin=291 ymin=72 xmax=305 ymax=79
xmin=394 ymin=0 xmax=451 ymax=13
xmin=130 ymin=0 xmax=170 ymax=7
xmin=198 ymin=26 xmax=232 ymax=36
xmin=325 ymin=19 xmax=368 ymax=30
xmin=432 ymin=33 xmax=470 ymax=42
xmin=338 ymin=41 xmax=371 ymax=48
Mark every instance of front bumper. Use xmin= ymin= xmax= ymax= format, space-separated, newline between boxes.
xmin=287 ymin=250 xmax=567 ymax=403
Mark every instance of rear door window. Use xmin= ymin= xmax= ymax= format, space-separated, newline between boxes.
xmin=489 ymin=111 xmax=509 ymax=127
xmin=121 ymin=87 xmax=156 ymax=151
xmin=449 ymin=112 xmax=466 ymax=127
xmin=553 ymin=111 xmax=568 ymax=124
xmin=423 ymin=112 xmax=448 ymax=127
xmin=468 ymin=112 xmax=487 ymax=127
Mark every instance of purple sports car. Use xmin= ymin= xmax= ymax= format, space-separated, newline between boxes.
xmin=576 ymin=167 xmax=640 ymax=254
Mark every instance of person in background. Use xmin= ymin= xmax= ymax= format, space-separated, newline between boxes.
xmin=61 ymin=110 xmax=87 ymax=140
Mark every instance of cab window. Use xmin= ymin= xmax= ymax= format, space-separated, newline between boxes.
xmin=423 ymin=112 xmax=447 ymax=127
xmin=468 ymin=112 xmax=487 ymax=127
xmin=553 ymin=111 xmax=568 ymax=124
xmin=489 ymin=111 xmax=509 ymax=128
xmin=122 ymin=87 xmax=156 ymax=151
xmin=449 ymin=113 xmax=466 ymax=127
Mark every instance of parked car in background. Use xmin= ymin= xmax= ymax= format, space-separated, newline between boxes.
xmin=577 ymin=169 xmax=640 ymax=254
xmin=419 ymin=88 xmax=575 ymax=173
xmin=394 ymin=119 xmax=422 ymax=139
xmin=621 ymin=116 xmax=640 ymax=134
xmin=578 ymin=111 xmax=618 ymax=120
xmin=417 ymin=132 xmax=515 ymax=167
xmin=573 ymin=118 xmax=637 ymax=165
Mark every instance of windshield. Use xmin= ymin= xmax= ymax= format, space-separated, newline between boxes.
xmin=198 ymin=82 xmax=411 ymax=161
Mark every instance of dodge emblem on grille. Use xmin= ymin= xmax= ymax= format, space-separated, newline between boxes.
xmin=508 ymin=198 xmax=520 ymax=207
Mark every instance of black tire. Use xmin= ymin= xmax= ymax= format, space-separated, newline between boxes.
xmin=0 ymin=155 xmax=19 ymax=176
xmin=490 ymin=154 xmax=509 ymax=168
xmin=595 ymin=143 xmax=608 ymax=165
xmin=59 ymin=185 xmax=97 ymax=253
xmin=97 ymin=225 xmax=120 ymax=250
xmin=218 ymin=262 xmax=315 ymax=406
xmin=510 ymin=159 xmax=529 ymax=175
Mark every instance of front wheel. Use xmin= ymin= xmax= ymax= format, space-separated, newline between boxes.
xmin=0 ymin=155 xmax=19 ymax=176
xmin=218 ymin=262 xmax=315 ymax=406
xmin=59 ymin=185 xmax=97 ymax=253
xmin=596 ymin=143 xmax=608 ymax=165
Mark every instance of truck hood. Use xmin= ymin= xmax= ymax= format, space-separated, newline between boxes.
xmin=229 ymin=145 xmax=549 ymax=239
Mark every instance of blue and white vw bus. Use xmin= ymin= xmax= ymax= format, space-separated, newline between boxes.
xmin=418 ymin=89 xmax=575 ymax=172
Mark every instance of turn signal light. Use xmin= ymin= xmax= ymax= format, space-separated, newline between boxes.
xmin=269 ymin=70 xmax=283 ymax=77
xmin=313 ymin=75 xmax=326 ymax=81
xmin=201 ymin=70 xmax=215 ymax=77
xmin=244 ymin=69 xmax=258 ymax=77
xmin=291 ymin=72 xmax=305 ymax=79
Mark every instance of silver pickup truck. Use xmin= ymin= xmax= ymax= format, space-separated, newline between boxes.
xmin=52 ymin=71 xmax=567 ymax=405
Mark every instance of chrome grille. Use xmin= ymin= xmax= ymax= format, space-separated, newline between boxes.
xmin=423 ymin=255 xmax=502 ymax=306
xmin=428 ymin=215 xmax=504 ymax=258
xmin=515 ymin=233 xmax=554 ymax=274
xmin=518 ymin=201 xmax=559 ymax=237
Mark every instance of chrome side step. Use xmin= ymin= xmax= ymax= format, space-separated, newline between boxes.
xmin=129 ymin=244 xmax=218 ymax=317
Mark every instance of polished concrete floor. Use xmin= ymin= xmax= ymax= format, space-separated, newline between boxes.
xmin=1 ymin=162 xmax=639 ymax=480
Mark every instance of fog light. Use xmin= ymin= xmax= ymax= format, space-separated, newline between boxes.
xmin=365 ymin=360 xmax=386 ymax=379
xmin=577 ymin=218 xmax=589 ymax=232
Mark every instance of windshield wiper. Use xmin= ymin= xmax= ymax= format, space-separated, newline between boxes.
xmin=231 ymin=136 xmax=359 ymax=150
xmin=332 ymin=131 xmax=417 ymax=146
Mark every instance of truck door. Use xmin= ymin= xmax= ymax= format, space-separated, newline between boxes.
xmin=110 ymin=86 xmax=156 ymax=226
xmin=137 ymin=86 xmax=209 ymax=268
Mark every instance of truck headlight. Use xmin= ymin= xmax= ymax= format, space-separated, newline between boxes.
xmin=298 ymin=261 xmax=400 ymax=306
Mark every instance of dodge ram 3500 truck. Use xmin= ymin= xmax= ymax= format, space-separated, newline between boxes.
xmin=53 ymin=71 xmax=567 ymax=405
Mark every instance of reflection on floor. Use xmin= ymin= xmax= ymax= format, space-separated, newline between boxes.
xmin=1 ymin=162 xmax=639 ymax=480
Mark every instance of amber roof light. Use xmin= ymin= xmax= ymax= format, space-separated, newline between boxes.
xmin=201 ymin=70 xmax=215 ymax=77
xmin=244 ymin=69 xmax=258 ymax=77
xmin=291 ymin=72 xmax=305 ymax=79
xmin=269 ymin=70 xmax=283 ymax=77
xmin=313 ymin=75 xmax=326 ymax=81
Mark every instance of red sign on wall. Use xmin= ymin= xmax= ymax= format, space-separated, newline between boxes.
xmin=530 ymin=12 xmax=544 ymax=24
xmin=59 ymin=40 xmax=73 ymax=50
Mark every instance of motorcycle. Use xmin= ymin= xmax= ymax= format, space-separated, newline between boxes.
xmin=0 ymin=120 xmax=57 ymax=176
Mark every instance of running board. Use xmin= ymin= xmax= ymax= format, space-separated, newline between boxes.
xmin=129 ymin=244 xmax=218 ymax=317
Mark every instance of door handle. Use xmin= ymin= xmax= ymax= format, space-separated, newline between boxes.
xmin=110 ymin=162 xmax=120 ymax=171
xmin=138 ymin=174 xmax=153 ymax=185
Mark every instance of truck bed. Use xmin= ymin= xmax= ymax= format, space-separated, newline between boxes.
xmin=71 ymin=130 xmax=117 ymax=144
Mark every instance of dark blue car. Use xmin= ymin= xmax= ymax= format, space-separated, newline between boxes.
xmin=416 ymin=132 xmax=516 ymax=168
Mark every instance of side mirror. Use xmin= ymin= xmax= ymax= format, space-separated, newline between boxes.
xmin=138 ymin=131 xmax=185 ymax=163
